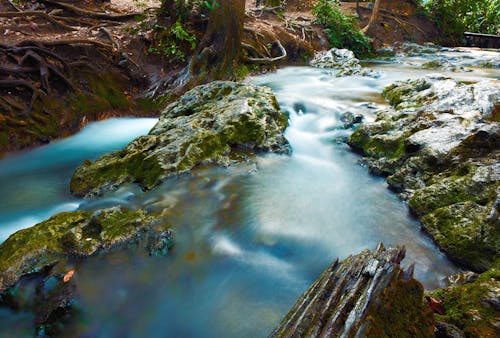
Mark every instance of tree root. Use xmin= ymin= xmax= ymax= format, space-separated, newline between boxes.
xmin=246 ymin=40 xmax=287 ymax=63
xmin=380 ymin=13 xmax=428 ymax=39
xmin=0 ymin=79 xmax=43 ymax=115
xmin=17 ymin=39 xmax=113 ymax=49
xmin=0 ymin=11 xmax=77 ymax=31
xmin=39 ymin=0 xmax=141 ymax=20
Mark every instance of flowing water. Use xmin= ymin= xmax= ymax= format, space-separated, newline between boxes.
xmin=1 ymin=48 xmax=499 ymax=337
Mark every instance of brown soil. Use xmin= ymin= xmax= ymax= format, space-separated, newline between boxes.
xmin=0 ymin=0 xmax=166 ymax=156
xmin=343 ymin=2 xmax=439 ymax=49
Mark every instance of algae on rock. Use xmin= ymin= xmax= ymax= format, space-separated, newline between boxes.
xmin=71 ymin=81 xmax=290 ymax=197
xmin=0 ymin=207 xmax=172 ymax=293
xmin=347 ymin=77 xmax=500 ymax=272
xmin=428 ymin=260 xmax=500 ymax=337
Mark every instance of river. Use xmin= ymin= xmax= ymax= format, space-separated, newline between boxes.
xmin=1 ymin=47 xmax=499 ymax=337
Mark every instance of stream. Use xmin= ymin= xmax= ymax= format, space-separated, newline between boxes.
xmin=1 ymin=48 xmax=499 ymax=337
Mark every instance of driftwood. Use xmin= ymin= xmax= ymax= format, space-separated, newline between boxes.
xmin=270 ymin=244 xmax=434 ymax=337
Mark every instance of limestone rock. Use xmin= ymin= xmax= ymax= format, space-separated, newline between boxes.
xmin=310 ymin=48 xmax=380 ymax=78
xmin=270 ymin=244 xmax=434 ymax=338
xmin=428 ymin=261 xmax=500 ymax=337
xmin=348 ymin=77 xmax=500 ymax=272
xmin=71 ymin=81 xmax=290 ymax=197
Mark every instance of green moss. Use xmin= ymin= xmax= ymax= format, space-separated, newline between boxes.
xmin=364 ymin=135 xmax=406 ymax=159
xmin=135 ymin=97 xmax=162 ymax=113
xmin=349 ymin=125 xmax=407 ymax=160
xmin=428 ymin=262 xmax=500 ymax=337
xmin=382 ymin=79 xmax=431 ymax=108
xmin=89 ymin=74 xmax=130 ymax=109
xmin=126 ymin=153 xmax=164 ymax=190
xmin=409 ymin=170 xmax=498 ymax=216
xmin=0 ymin=131 xmax=8 ymax=146
xmin=177 ymin=131 xmax=228 ymax=171
xmin=421 ymin=202 xmax=498 ymax=272
xmin=234 ymin=65 xmax=251 ymax=80
xmin=362 ymin=277 xmax=435 ymax=337
xmin=0 ymin=211 xmax=91 ymax=290
xmin=70 ymin=72 xmax=130 ymax=115
xmin=0 ymin=208 xmax=165 ymax=291
xmin=422 ymin=60 xmax=442 ymax=68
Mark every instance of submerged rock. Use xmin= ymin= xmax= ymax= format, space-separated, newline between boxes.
xmin=0 ymin=207 xmax=172 ymax=334
xmin=0 ymin=207 xmax=172 ymax=293
xmin=348 ymin=77 xmax=500 ymax=272
xmin=270 ymin=244 xmax=434 ymax=337
xmin=310 ymin=48 xmax=380 ymax=78
xmin=71 ymin=81 xmax=290 ymax=197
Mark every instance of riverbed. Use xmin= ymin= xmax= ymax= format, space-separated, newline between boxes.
xmin=1 ymin=47 xmax=498 ymax=337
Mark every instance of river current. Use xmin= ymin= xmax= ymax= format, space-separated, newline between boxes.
xmin=1 ymin=48 xmax=499 ymax=337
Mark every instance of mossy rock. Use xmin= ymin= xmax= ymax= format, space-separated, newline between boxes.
xmin=0 ymin=207 xmax=172 ymax=293
xmin=409 ymin=169 xmax=498 ymax=216
xmin=428 ymin=261 xmax=500 ymax=337
xmin=421 ymin=202 xmax=498 ymax=272
xmin=361 ymin=278 xmax=435 ymax=337
xmin=71 ymin=81 xmax=290 ymax=197
xmin=382 ymin=78 xmax=432 ymax=108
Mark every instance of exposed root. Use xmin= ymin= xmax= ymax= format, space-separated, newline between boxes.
xmin=39 ymin=0 xmax=141 ymax=20
xmin=0 ymin=11 xmax=78 ymax=31
xmin=246 ymin=40 xmax=287 ymax=63
xmin=380 ymin=13 xmax=428 ymax=39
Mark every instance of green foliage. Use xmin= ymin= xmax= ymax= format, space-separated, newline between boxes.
xmin=312 ymin=0 xmax=371 ymax=56
xmin=199 ymin=0 xmax=219 ymax=11
xmin=149 ymin=21 xmax=196 ymax=63
xmin=425 ymin=0 xmax=500 ymax=44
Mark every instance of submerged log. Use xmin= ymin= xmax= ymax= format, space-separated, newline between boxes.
xmin=270 ymin=244 xmax=434 ymax=337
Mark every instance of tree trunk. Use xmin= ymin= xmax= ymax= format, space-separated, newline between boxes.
xmin=362 ymin=0 xmax=381 ymax=33
xmin=184 ymin=0 xmax=246 ymax=87
xmin=160 ymin=0 xmax=177 ymax=23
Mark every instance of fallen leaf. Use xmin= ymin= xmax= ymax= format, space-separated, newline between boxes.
xmin=63 ymin=269 xmax=75 ymax=283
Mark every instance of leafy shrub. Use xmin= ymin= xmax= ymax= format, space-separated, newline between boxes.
xmin=312 ymin=0 xmax=372 ymax=56
xmin=425 ymin=0 xmax=500 ymax=44
xmin=149 ymin=21 xmax=197 ymax=63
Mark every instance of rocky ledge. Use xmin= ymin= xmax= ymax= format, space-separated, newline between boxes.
xmin=428 ymin=260 xmax=500 ymax=337
xmin=348 ymin=76 xmax=499 ymax=272
xmin=70 ymin=81 xmax=290 ymax=197
xmin=0 ymin=207 xmax=172 ymax=335
xmin=270 ymin=244 xmax=434 ymax=337
xmin=0 ymin=207 xmax=172 ymax=294
xmin=310 ymin=48 xmax=380 ymax=78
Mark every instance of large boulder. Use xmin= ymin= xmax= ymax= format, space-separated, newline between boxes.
xmin=71 ymin=81 xmax=290 ymax=197
xmin=348 ymin=77 xmax=500 ymax=272
xmin=270 ymin=244 xmax=434 ymax=337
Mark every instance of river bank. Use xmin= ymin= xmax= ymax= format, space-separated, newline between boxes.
xmin=2 ymin=44 xmax=498 ymax=335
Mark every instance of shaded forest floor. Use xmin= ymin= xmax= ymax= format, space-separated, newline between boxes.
xmin=0 ymin=0 xmax=438 ymax=156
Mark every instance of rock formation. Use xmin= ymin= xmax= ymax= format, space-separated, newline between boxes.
xmin=0 ymin=207 xmax=172 ymax=335
xmin=310 ymin=48 xmax=380 ymax=78
xmin=71 ymin=81 xmax=290 ymax=197
xmin=348 ymin=76 xmax=499 ymax=272
xmin=270 ymin=244 xmax=434 ymax=337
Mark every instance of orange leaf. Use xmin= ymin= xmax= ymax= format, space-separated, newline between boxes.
xmin=63 ymin=269 xmax=75 ymax=283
